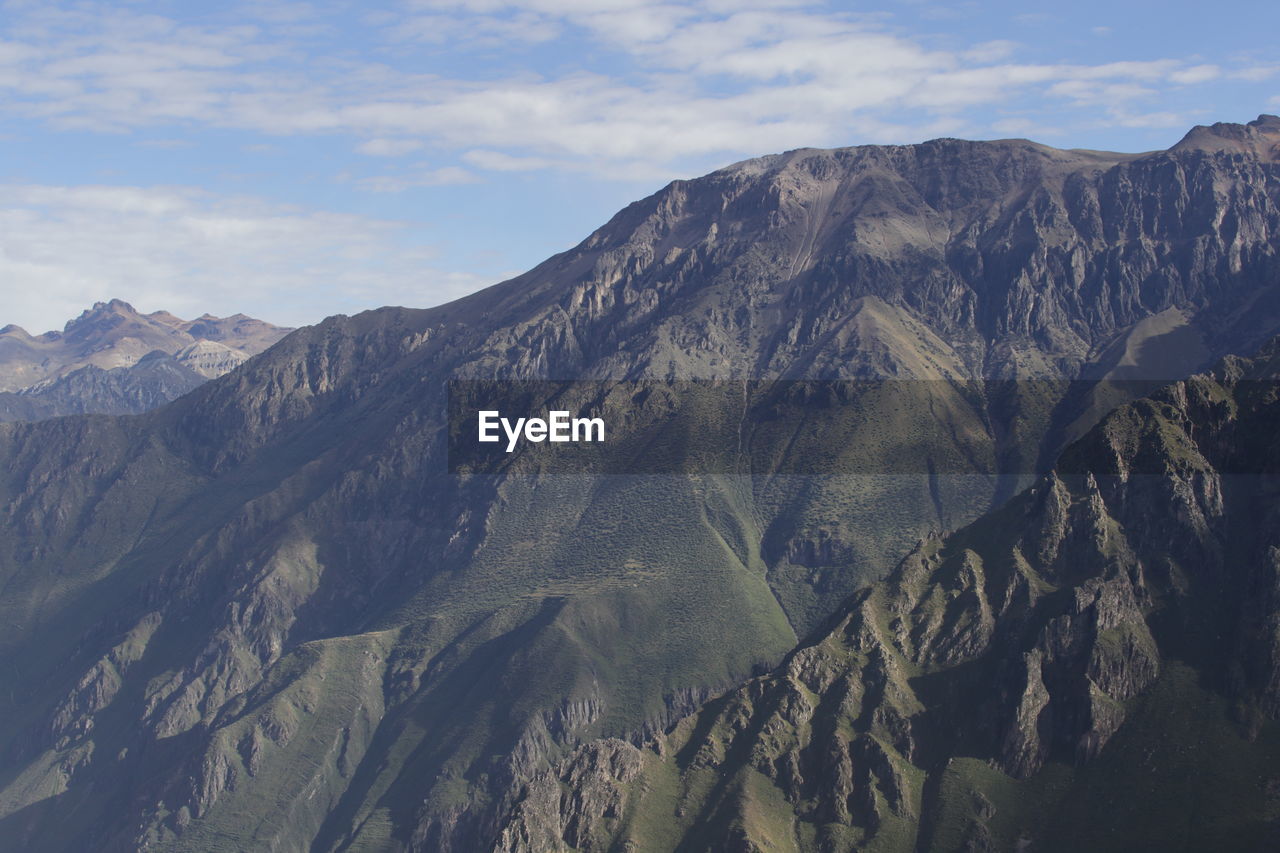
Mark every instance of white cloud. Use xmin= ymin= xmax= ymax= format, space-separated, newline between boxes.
xmin=463 ymin=149 xmax=564 ymax=170
xmin=235 ymin=1 xmax=322 ymax=25
xmin=354 ymin=165 xmax=479 ymax=191
xmin=1106 ymin=110 xmax=1187 ymax=129
xmin=1047 ymin=79 xmax=1156 ymax=106
xmin=963 ymin=41 xmax=1018 ymax=63
xmin=387 ymin=10 xmax=563 ymax=45
xmin=0 ymin=183 xmax=493 ymax=332
xmin=1169 ymin=64 xmax=1220 ymax=85
xmin=136 ymin=137 xmax=193 ymax=149
xmin=1229 ymin=65 xmax=1279 ymax=83
xmin=0 ymin=0 xmax=1265 ymax=184
xmin=990 ymin=117 xmax=1060 ymax=137
xmin=356 ymin=137 xmax=425 ymax=156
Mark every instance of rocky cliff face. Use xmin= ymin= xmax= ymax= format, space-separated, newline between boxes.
xmin=495 ymin=340 xmax=1280 ymax=852
xmin=0 ymin=118 xmax=1279 ymax=852
xmin=0 ymin=299 xmax=291 ymax=419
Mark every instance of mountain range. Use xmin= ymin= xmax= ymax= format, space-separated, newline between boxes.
xmin=0 ymin=299 xmax=290 ymax=421
xmin=0 ymin=115 xmax=1278 ymax=851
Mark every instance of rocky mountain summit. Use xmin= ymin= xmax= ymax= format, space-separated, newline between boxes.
xmin=0 ymin=300 xmax=290 ymax=420
xmin=0 ymin=117 xmax=1278 ymax=851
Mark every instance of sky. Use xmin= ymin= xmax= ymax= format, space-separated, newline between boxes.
xmin=0 ymin=0 xmax=1277 ymax=334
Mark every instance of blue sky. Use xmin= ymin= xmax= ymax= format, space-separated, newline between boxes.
xmin=1 ymin=0 xmax=1277 ymax=333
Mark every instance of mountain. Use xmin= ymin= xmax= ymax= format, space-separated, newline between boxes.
xmin=494 ymin=339 xmax=1280 ymax=853
xmin=0 ymin=116 xmax=1278 ymax=851
xmin=0 ymin=300 xmax=291 ymax=420
xmin=0 ymin=351 xmax=206 ymax=421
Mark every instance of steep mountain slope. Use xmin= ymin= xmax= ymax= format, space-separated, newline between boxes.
xmin=495 ymin=340 xmax=1280 ymax=853
xmin=0 ymin=117 xmax=1277 ymax=852
xmin=0 ymin=300 xmax=290 ymax=419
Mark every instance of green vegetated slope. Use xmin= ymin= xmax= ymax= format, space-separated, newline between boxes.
xmin=495 ymin=341 xmax=1280 ymax=852
xmin=0 ymin=117 xmax=1278 ymax=851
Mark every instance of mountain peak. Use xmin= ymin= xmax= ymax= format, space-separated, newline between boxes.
xmin=1170 ymin=113 xmax=1280 ymax=160
xmin=93 ymin=297 xmax=137 ymax=313
xmin=68 ymin=298 xmax=141 ymax=332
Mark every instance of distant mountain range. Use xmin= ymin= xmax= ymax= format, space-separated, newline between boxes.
xmin=0 ymin=299 xmax=290 ymax=421
xmin=0 ymin=116 xmax=1278 ymax=852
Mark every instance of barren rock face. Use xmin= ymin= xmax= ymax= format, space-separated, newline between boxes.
xmin=172 ymin=340 xmax=251 ymax=379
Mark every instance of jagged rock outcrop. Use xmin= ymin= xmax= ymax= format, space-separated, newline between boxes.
xmin=172 ymin=340 xmax=253 ymax=378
